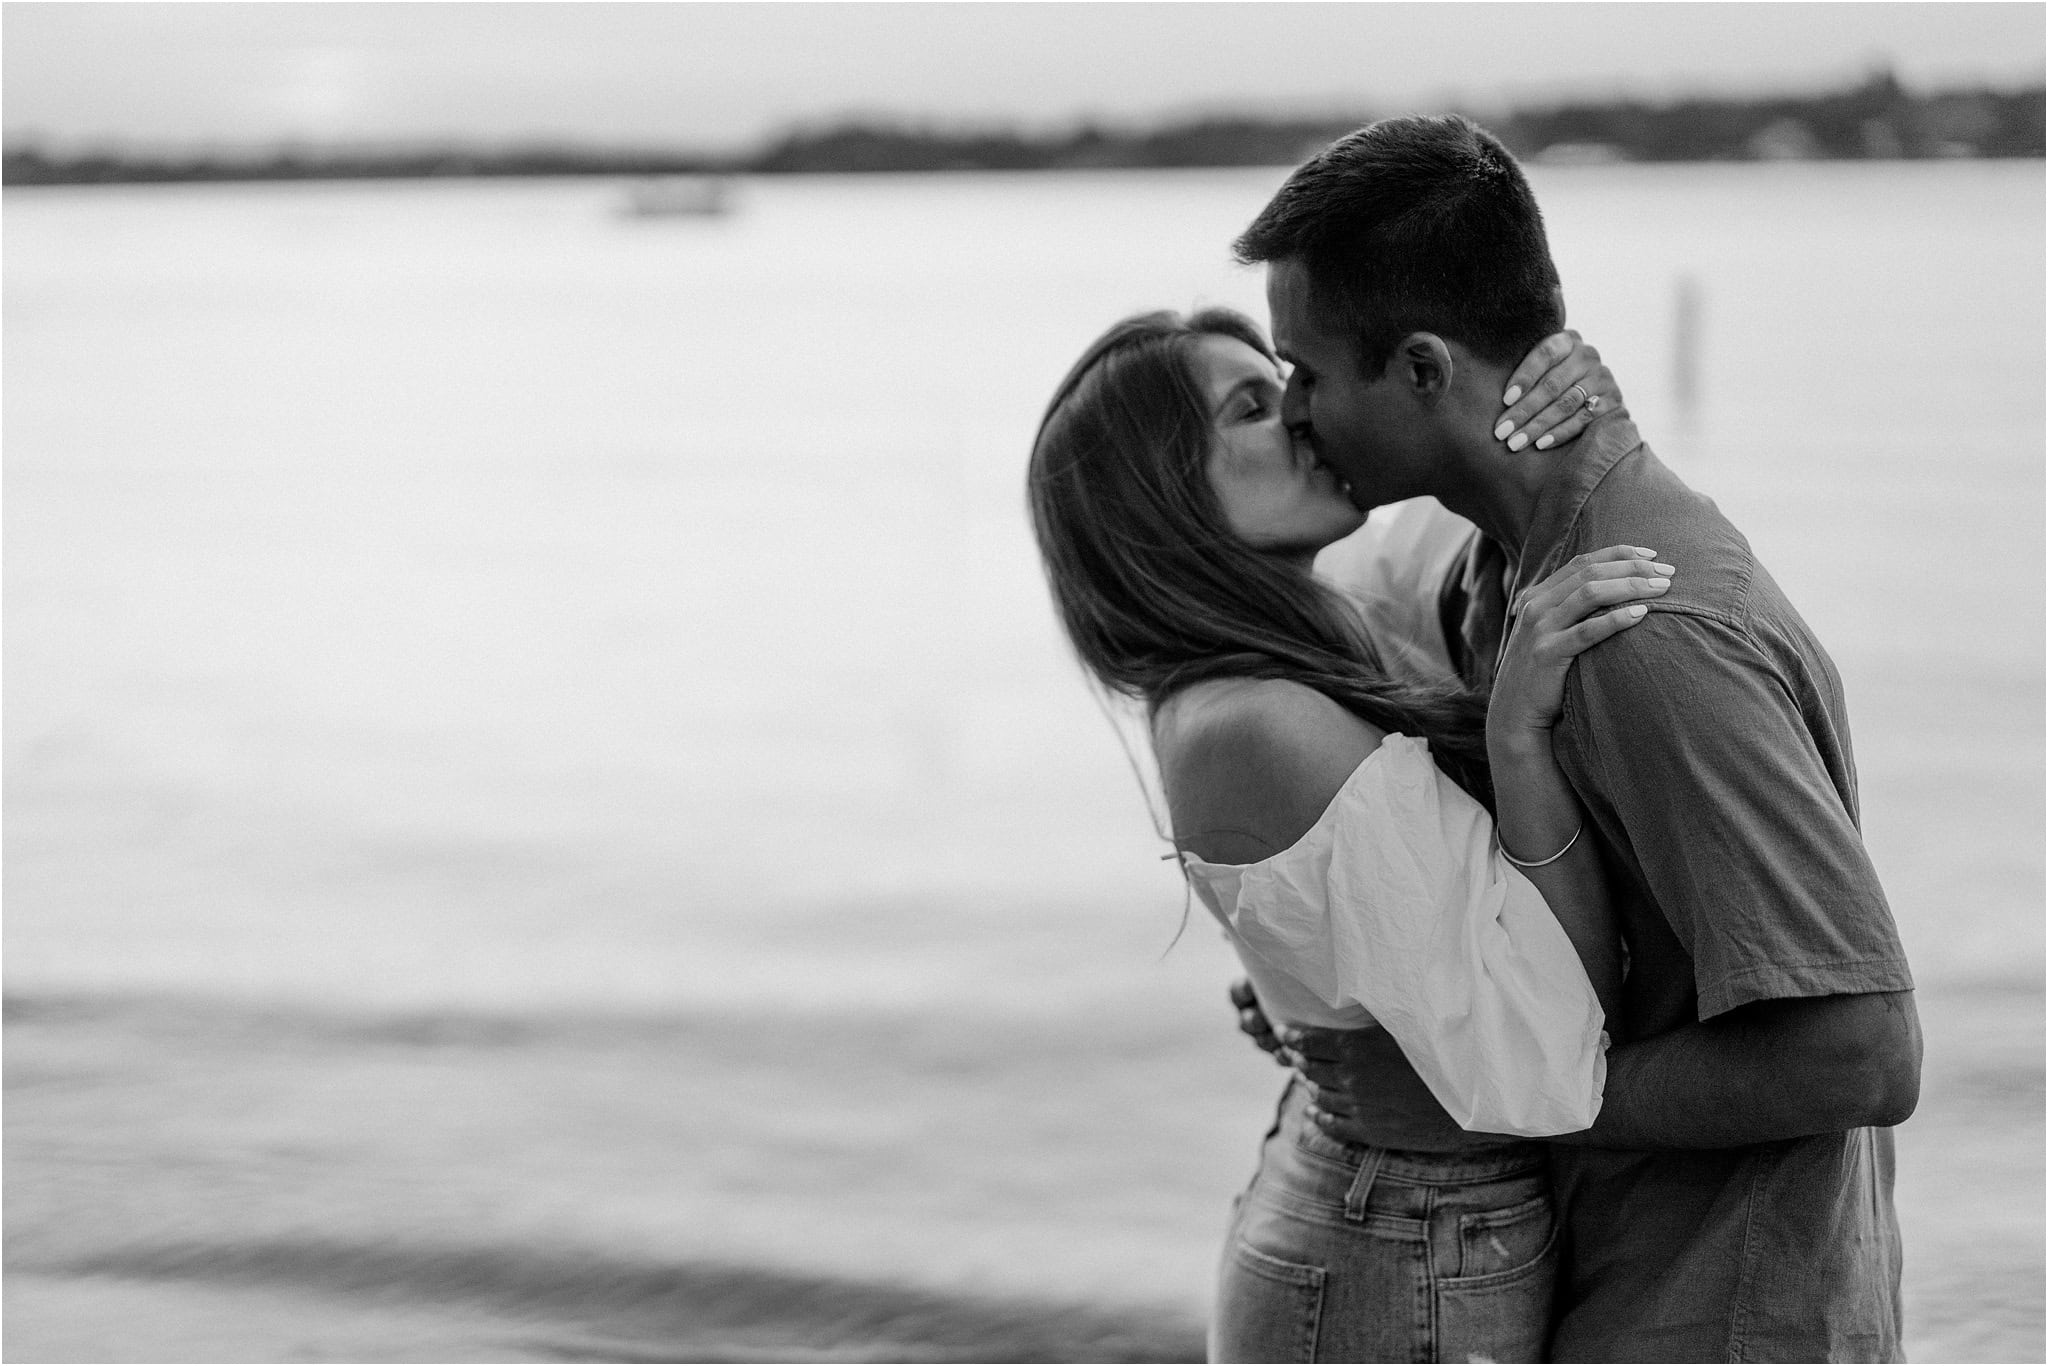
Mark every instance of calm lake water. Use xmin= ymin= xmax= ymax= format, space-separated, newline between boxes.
xmin=5 ymin=162 xmax=2042 ymax=1013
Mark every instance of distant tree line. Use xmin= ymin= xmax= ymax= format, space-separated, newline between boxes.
xmin=1504 ymin=70 xmax=2043 ymax=162
xmin=6 ymin=72 xmax=2040 ymax=187
xmin=0 ymin=144 xmax=735 ymax=187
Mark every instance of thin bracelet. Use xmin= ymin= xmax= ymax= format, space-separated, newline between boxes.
xmin=1500 ymin=822 xmax=1584 ymax=869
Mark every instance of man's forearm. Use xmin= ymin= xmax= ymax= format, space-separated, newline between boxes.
xmin=1556 ymin=989 xmax=1922 ymax=1149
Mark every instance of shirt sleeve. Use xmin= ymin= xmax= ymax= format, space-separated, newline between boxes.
xmin=1560 ymin=609 xmax=1912 ymax=1019
xmin=1227 ymin=738 xmax=1608 ymax=1138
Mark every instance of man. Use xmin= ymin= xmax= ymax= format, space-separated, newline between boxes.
xmin=1228 ymin=115 xmax=1920 ymax=1361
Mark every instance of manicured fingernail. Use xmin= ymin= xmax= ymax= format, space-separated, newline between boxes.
xmin=1502 ymin=385 xmax=1523 ymax=406
xmin=1535 ymin=434 xmax=1555 ymax=450
xmin=1508 ymin=432 xmax=1529 ymax=451
xmin=1493 ymin=418 xmax=1515 ymax=440
xmin=1646 ymin=577 xmax=1670 ymax=589
xmin=1634 ymin=548 xmax=1656 ymax=557
xmin=1625 ymin=604 xmax=1648 ymax=618
xmin=1651 ymin=562 xmax=1675 ymax=575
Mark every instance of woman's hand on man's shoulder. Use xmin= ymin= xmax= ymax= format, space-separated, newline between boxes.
xmin=1158 ymin=679 xmax=1385 ymax=867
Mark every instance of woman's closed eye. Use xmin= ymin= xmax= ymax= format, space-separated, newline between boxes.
xmin=1234 ymin=380 xmax=1284 ymax=422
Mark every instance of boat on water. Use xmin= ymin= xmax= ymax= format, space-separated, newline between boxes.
xmin=618 ymin=175 xmax=735 ymax=219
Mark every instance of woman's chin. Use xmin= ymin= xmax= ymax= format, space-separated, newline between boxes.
xmin=1324 ymin=506 xmax=1370 ymax=544
xmin=1265 ymin=519 xmax=1368 ymax=565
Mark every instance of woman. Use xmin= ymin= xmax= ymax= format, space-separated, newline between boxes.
xmin=1026 ymin=308 xmax=1665 ymax=1362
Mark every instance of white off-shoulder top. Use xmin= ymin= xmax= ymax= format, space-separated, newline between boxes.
xmin=1180 ymin=734 xmax=1608 ymax=1138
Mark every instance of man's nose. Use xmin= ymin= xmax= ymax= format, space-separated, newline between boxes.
xmin=1281 ymin=374 xmax=1310 ymax=431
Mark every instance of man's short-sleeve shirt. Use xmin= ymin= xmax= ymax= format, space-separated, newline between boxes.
xmin=1332 ymin=420 xmax=1914 ymax=1361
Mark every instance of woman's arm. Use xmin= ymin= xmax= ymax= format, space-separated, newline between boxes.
xmin=1489 ymin=733 xmax=1626 ymax=1029
xmin=1483 ymin=547 xmax=1676 ymax=1029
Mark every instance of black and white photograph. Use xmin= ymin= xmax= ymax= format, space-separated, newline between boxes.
xmin=4 ymin=3 xmax=2043 ymax=1362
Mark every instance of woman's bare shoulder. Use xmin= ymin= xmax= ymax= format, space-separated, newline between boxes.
xmin=1154 ymin=679 xmax=1388 ymax=866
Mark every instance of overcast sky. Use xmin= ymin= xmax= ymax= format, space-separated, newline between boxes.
xmin=5 ymin=2 xmax=2043 ymax=152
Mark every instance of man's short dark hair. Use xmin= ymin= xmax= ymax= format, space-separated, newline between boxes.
xmin=1233 ymin=114 xmax=1563 ymax=376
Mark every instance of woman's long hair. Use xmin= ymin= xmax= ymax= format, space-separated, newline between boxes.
xmin=1025 ymin=307 xmax=1492 ymax=808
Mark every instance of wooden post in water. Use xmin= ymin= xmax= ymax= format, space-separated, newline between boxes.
xmin=1673 ymin=274 xmax=1703 ymax=429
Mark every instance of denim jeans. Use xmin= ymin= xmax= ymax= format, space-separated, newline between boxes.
xmin=1211 ymin=1081 xmax=1559 ymax=1363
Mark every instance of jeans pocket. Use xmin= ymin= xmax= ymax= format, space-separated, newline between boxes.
xmin=1211 ymin=1239 xmax=1327 ymax=1363
xmin=1435 ymin=1207 xmax=1560 ymax=1365
xmin=1451 ymin=1194 xmax=1554 ymax=1282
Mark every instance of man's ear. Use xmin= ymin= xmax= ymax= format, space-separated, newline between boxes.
xmin=1395 ymin=332 xmax=1455 ymax=402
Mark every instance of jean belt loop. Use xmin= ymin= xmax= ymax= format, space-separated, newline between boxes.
xmin=1343 ymin=1147 xmax=1386 ymax=1222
